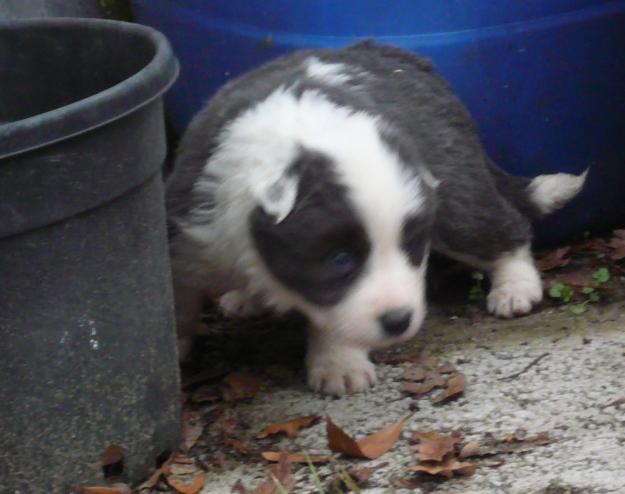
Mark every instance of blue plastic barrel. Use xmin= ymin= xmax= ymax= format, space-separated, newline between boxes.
xmin=131 ymin=0 xmax=625 ymax=244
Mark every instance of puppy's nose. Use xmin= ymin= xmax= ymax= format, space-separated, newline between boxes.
xmin=379 ymin=308 xmax=413 ymax=336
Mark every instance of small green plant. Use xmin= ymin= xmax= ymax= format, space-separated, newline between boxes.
xmin=271 ymin=476 xmax=290 ymax=494
xmin=548 ymin=282 xmax=575 ymax=303
xmin=306 ymin=455 xmax=326 ymax=494
xmin=548 ymin=267 xmax=610 ymax=315
xmin=593 ymin=267 xmax=611 ymax=284
xmin=468 ymin=271 xmax=485 ymax=301
xmin=338 ymin=468 xmax=361 ymax=493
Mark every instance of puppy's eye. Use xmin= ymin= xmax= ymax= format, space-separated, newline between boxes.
xmin=326 ymin=251 xmax=357 ymax=275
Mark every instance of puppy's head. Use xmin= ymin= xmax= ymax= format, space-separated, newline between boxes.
xmin=247 ymin=102 xmax=436 ymax=348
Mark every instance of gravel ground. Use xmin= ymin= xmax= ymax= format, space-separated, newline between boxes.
xmin=144 ymin=245 xmax=625 ymax=494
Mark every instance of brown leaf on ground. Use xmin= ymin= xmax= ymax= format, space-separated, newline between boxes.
xmin=392 ymin=477 xmax=423 ymax=489
xmin=503 ymin=429 xmax=550 ymax=445
xmin=101 ymin=444 xmax=124 ymax=467
xmin=412 ymin=430 xmax=461 ymax=462
xmin=437 ymin=362 xmax=458 ymax=374
xmin=608 ymin=397 xmax=625 ymax=407
xmin=472 ymin=430 xmax=551 ymax=457
xmin=410 ymin=453 xmax=477 ymax=478
xmin=252 ymin=454 xmax=295 ymax=494
xmin=222 ymin=371 xmax=263 ymax=401
xmin=326 ymin=414 xmax=411 ymax=460
xmin=232 ymin=479 xmax=250 ymax=494
xmin=166 ymin=471 xmax=206 ymax=494
xmin=80 ymin=485 xmax=130 ymax=494
xmin=543 ymin=268 xmax=597 ymax=291
xmin=401 ymin=374 xmax=446 ymax=396
xmin=354 ymin=461 xmax=388 ymax=481
xmin=325 ymin=462 xmax=388 ymax=492
xmin=458 ymin=441 xmax=481 ymax=459
xmin=256 ymin=415 xmax=321 ymax=439
xmin=261 ymin=451 xmax=330 ymax=464
xmin=401 ymin=367 xmax=427 ymax=381
xmin=182 ymin=411 xmax=204 ymax=452
xmin=608 ymin=230 xmax=625 ymax=260
xmin=213 ymin=408 xmax=240 ymax=439
xmin=188 ymin=385 xmax=220 ymax=404
xmin=432 ymin=373 xmax=468 ymax=404
xmin=137 ymin=454 xmax=173 ymax=490
xmin=225 ymin=438 xmax=254 ymax=454
xmin=537 ymin=247 xmax=572 ymax=272
xmin=570 ymin=238 xmax=611 ymax=254
xmin=169 ymin=463 xmax=201 ymax=476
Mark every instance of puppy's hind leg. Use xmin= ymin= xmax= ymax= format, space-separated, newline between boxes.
xmin=486 ymin=244 xmax=542 ymax=318
xmin=433 ymin=190 xmax=543 ymax=318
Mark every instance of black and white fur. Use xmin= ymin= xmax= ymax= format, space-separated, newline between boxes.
xmin=166 ymin=42 xmax=586 ymax=396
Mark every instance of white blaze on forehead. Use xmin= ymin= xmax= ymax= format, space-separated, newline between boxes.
xmin=305 ymin=57 xmax=352 ymax=85
xmin=198 ymin=87 xmax=424 ymax=250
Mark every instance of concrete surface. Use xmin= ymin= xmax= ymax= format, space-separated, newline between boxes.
xmin=193 ymin=299 xmax=625 ymax=493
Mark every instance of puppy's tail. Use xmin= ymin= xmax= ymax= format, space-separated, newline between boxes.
xmin=487 ymin=159 xmax=588 ymax=219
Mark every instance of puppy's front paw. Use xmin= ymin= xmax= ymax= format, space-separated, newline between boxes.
xmin=307 ymin=345 xmax=377 ymax=396
xmin=219 ymin=290 xmax=265 ymax=318
xmin=487 ymin=278 xmax=543 ymax=318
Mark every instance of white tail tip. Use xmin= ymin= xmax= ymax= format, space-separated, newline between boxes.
xmin=528 ymin=168 xmax=588 ymax=215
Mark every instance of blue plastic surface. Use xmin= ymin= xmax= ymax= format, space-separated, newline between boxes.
xmin=131 ymin=0 xmax=625 ymax=243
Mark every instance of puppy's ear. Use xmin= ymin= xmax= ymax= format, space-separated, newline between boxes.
xmin=251 ymin=168 xmax=299 ymax=223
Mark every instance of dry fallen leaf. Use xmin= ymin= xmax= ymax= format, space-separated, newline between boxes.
xmin=608 ymin=230 xmax=625 ymax=260
xmin=412 ymin=430 xmax=460 ymax=462
xmin=503 ymin=429 xmax=550 ymax=444
xmin=432 ymin=373 xmax=468 ymax=404
xmin=80 ymin=486 xmax=130 ymax=494
xmin=473 ymin=430 xmax=551 ymax=457
xmin=253 ymin=454 xmax=295 ymax=494
xmin=165 ymin=471 xmax=206 ymax=494
xmin=256 ymin=415 xmax=321 ymax=439
xmin=326 ymin=414 xmax=411 ymax=460
xmin=137 ymin=455 xmax=172 ymax=490
xmin=169 ymin=463 xmax=201 ymax=476
xmin=325 ymin=462 xmax=388 ymax=492
xmin=101 ymin=444 xmax=124 ymax=467
xmin=410 ymin=453 xmax=478 ymax=478
xmin=182 ymin=411 xmax=204 ymax=451
xmin=543 ymin=269 xmax=597 ymax=291
xmin=608 ymin=397 xmax=625 ymax=407
xmin=222 ymin=372 xmax=263 ymax=401
xmin=458 ymin=441 xmax=481 ymax=459
xmin=437 ymin=362 xmax=458 ymax=374
xmin=225 ymin=438 xmax=254 ymax=453
xmin=392 ymin=477 xmax=422 ymax=489
xmin=401 ymin=374 xmax=446 ymax=396
xmin=401 ymin=367 xmax=426 ymax=381
xmin=570 ymin=238 xmax=611 ymax=254
xmin=261 ymin=451 xmax=330 ymax=464
xmin=188 ymin=385 xmax=220 ymax=404
xmin=232 ymin=479 xmax=250 ymax=494
xmin=537 ymin=247 xmax=572 ymax=272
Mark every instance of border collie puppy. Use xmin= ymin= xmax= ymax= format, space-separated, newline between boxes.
xmin=166 ymin=41 xmax=586 ymax=396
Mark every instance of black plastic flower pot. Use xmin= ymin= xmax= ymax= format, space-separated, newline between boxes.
xmin=0 ymin=18 xmax=180 ymax=493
